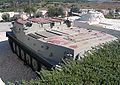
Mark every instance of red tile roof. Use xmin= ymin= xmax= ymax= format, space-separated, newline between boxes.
xmin=31 ymin=18 xmax=51 ymax=23
xmin=16 ymin=18 xmax=63 ymax=25
xmin=46 ymin=18 xmax=63 ymax=22
xmin=16 ymin=19 xmax=27 ymax=25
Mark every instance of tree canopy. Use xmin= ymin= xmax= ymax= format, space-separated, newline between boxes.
xmin=2 ymin=13 xmax=10 ymax=21
xmin=24 ymin=6 xmax=36 ymax=14
xmin=48 ymin=6 xmax=64 ymax=17
xmin=0 ymin=0 xmax=88 ymax=3
xmin=70 ymin=5 xmax=80 ymax=13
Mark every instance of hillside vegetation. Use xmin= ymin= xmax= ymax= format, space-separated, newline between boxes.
xmin=0 ymin=0 xmax=88 ymax=3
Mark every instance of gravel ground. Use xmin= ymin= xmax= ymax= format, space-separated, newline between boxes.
xmin=0 ymin=22 xmax=37 ymax=83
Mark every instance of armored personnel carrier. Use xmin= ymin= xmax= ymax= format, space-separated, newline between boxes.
xmin=6 ymin=17 xmax=116 ymax=71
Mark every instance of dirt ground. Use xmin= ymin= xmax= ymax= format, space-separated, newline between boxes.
xmin=79 ymin=2 xmax=120 ymax=9
xmin=0 ymin=22 xmax=37 ymax=83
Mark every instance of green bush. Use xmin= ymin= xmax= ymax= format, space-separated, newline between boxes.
xmin=2 ymin=13 xmax=10 ymax=21
xmin=24 ymin=6 xmax=36 ymax=14
xmin=34 ymin=12 xmax=43 ymax=18
xmin=70 ymin=5 xmax=79 ymax=13
xmin=48 ymin=6 xmax=64 ymax=17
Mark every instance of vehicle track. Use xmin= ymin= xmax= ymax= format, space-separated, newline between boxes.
xmin=0 ymin=22 xmax=37 ymax=83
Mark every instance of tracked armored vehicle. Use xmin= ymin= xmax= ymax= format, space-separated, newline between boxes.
xmin=6 ymin=17 xmax=116 ymax=71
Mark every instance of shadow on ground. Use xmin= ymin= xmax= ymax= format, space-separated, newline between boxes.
xmin=0 ymin=40 xmax=37 ymax=83
xmin=87 ymin=26 xmax=120 ymax=38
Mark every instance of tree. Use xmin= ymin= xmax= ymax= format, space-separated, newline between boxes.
xmin=70 ymin=5 xmax=79 ymax=13
xmin=34 ymin=12 xmax=43 ymax=18
xmin=57 ymin=7 xmax=64 ymax=17
xmin=11 ymin=15 xmax=20 ymax=21
xmin=48 ymin=6 xmax=64 ymax=17
xmin=24 ymin=6 xmax=36 ymax=15
xmin=2 ymin=13 xmax=10 ymax=21
xmin=115 ymin=8 xmax=120 ymax=13
xmin=65 ymin=19 xmax=71 ymax=27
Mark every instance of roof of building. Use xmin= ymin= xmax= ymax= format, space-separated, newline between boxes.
xmin=77 ymin=11 xmax=105 ymax=22
xmin=46 ymin=18 xmax=63 ymax=22
xmin=16 ymin=19 xmax=28 ymax=25
xmin=31 ymin=18 xmax=51 ymax=23
xmin=74 ymin=11 xmax=120 ymax=30
xmin=16 ymin=18 xmax=63 ymax=25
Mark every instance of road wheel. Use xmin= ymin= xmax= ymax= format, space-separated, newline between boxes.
xmin=41 ymin=65 xmax=47 ymax=70
xmin=32 ymin=58 xmax=38 ymax=71
xmin=8 ymin=39 xmax=13 ymax=52
xmin=26 ymin=54 xmax=31 ymax=65
xmin=21 ymin=49 xmax=25 ymax=60
xmin=12 ymin=42 xmax=16 ymax=53
xmin=16 ymin=46 xmax=20 ymax=56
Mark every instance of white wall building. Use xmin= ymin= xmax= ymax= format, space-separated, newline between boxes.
xmin=73 ymin=11 xmax=120 ymax=37
xmin=36 ymin=9 xmax=47 ymax=17
xmin=0 ymin=13 xmax=3 ymax=21
xmin=5 ymin=12 xmax=19 ymax=18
